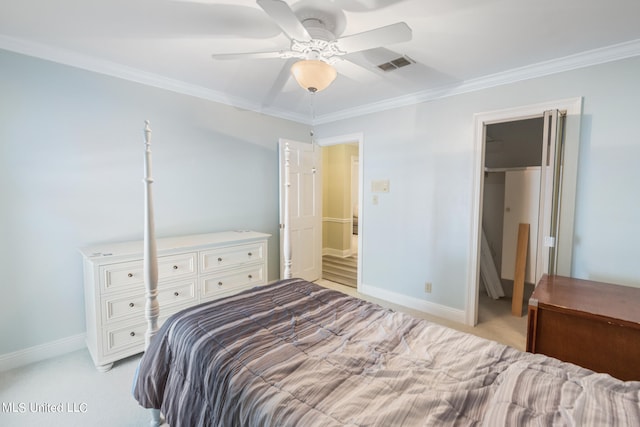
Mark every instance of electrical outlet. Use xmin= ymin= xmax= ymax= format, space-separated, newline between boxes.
xmin=424 ymin=282 xmax=432 ymax=293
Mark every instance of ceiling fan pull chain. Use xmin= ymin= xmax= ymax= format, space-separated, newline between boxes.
xmin=309 ymin=93 xmax=316 ymax=123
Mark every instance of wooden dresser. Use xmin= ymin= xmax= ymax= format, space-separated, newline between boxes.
xmin=80 ymin=231 xmax=270 ymax=372
xmin=527 ymin=274 xmax=640 ymax=381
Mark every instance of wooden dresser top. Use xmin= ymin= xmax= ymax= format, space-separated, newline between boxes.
xmin=530 ymin=275 xmax=640 ymax=327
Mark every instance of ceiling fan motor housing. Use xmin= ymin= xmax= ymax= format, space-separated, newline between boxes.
xmin=290 ymin=18 xmax=344 ymax=63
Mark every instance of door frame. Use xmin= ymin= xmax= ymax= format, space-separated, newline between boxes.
xmin=316 ymin=132 xmax=364 ymax=290
xmin=350 ymin=154 xmax=359 ymax=256
xmin=466 ymin=97 xmax=582 ymax=325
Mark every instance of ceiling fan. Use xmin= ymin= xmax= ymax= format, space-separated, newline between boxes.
xmin=212 ymin=0 xmax=412 ymax=93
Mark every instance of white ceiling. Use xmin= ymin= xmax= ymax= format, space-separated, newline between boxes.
xmin=2 ymin=0 xmax=640 ymax=124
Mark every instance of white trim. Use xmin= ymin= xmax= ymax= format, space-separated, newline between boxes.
xmin=314 ymin=133 xmax=364 ymax=147
xmin=2 ymin=33 xmax=634 ymax=126
xmin=314 ymin=39 xmax=640 ymax=124
xmin=0 ymin=334 xmax=86 ymax=372
xmin=322 ymin=247 xmax=352 ymax=257
xmin=0 ymin=35 xmax=310 ymax=125
xmin=361 ymin=283 xmax=466 ymax=324
xmin=467 ymin=97 xmax=582 ymax=326
xmin=323 ymin=216 xmax=351 ymax=224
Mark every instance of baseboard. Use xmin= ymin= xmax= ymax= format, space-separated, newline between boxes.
xmin=360 ymin=283 xmax=467 ymax=324
xmin=0 ymin=333 xmax=86 ymax=372
xmin=322 ymin=248 xmax=352 ymax=257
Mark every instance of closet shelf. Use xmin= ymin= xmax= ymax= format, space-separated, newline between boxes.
xmin=484 ymin=166 xmax=541 ymax=173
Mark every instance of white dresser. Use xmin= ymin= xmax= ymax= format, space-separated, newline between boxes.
xmin=80 ymin=230 xmax=270 ymax=372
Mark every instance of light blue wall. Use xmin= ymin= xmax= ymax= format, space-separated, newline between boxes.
xmin=315 ymin=56 xmax=640 ymax=310
xmin=0 ymin=50 xmax=310 ymax=355
xmin=2 ymin=47 xmax=639 ymax=357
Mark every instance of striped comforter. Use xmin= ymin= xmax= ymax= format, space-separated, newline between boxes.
xmin=133 ymin=279 xmax=640 ymax=426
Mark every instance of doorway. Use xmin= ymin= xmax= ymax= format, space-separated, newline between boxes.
xmin=467 ymin=97 xmax=582 ymax=326
xmin=478 ymin=117 xmax=544 ymax=324
xmin=314 ymin=132 xmax=364 ymax=289
xmin=320 ymin=142 xmax=359 ymax=288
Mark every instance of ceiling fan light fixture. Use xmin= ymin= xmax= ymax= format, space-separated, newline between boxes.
xmin=290 ymin=59 xmax=337 ymax=93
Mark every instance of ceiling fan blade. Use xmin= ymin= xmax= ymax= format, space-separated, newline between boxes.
xmin=212 ymin=51 xmax=285 ymax=60
xmin=256 ymin=0 xmax=312 ymax=41
xmin=261 ymin=58 xmax=296 ymax=108
xmin=334 ymin=22 xmax=412 ymax=53
xmin=333 ymin=58 xmax=380 ymax=84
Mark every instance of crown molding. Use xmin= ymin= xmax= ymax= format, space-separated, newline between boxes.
xmin=2 ymin=34 xmax=639 ymax=126
xmin=0 ymin=35 xmax=311 ymax=125
xmin=313 ymin=38 xmax=640 ymax=124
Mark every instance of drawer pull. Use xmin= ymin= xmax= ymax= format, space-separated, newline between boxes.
xmin=217 ymin=281 xmax=223 ymax=287
xmin=174 ymin=292 xmax=179 ymax=296
xmin=173 ymin=265 xmax=178 ymax=270
xmin=248 ymin=252 xmax=253 ymax=257
xmin=218 ymin=257 xmax=223 ymax=262
xmin=248 ymin=274 xmax=253 ymax=279
xmin=130 ymin=332 xmax=135 ymax=337
xmin=129 ymin=302 xmax=134 ymax=308
xmin=127 ymin=273 xmax=133 ymax=278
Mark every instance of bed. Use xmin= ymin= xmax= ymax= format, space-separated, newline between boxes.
xmin=132 ymin=122 xmax=640 ymax=426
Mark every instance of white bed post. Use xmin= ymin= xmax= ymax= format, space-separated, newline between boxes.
xmin=143 ymin=120 xmax=159 ymax=348
xmin=283 ymin=142 xmax=292 ymax=279
xmin=142 ymin=121 xmax=162 ymax=427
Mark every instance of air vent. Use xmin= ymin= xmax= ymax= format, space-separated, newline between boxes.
xmin=377 ymin=55 xmax=415 ymax=72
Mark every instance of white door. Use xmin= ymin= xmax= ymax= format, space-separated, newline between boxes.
xmin=279 ymin=139 xmax=322 ymax=281
xmin=536 ymin=110 xmax=561 ymax=281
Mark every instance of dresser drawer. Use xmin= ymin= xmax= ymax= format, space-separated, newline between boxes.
xmin=103 ymin=320 xmax=147 ymax=356
xmin=100 ymin=252 xmax=197 ymax=293
xmin=103 ymin=280 xmax=197 ymax=324
xmin=201 ymin=264 xmax=265 ymax=300
xmin=103 ymin=315 xmax=177 ymax=356
xmin=200 ymin=242 xmax=265 ymax=274
xmin=157 ymin=252 xmax=197 ymax=281
xmin=100 ymin=260 xmax=144 ymax=292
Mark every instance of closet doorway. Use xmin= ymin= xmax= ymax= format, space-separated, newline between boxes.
xmin=478 ymin=108 xmax=567 ymax=337
xmin=479 ymin=117 xmax=546 ymax=321
xmin=468 ymin=98 xmax=581 ymax=327
xmin=319 ymin=139 xmax=361 ymax=288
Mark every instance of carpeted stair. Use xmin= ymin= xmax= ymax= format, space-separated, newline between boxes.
xmin=322 ymin=255 xmax=357 ymax=288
